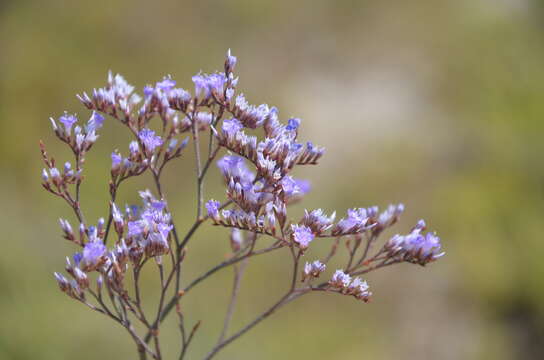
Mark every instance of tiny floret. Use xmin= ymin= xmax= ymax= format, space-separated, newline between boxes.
xmin=303 ymin=260 xmax=326 ymax=279
xmin=138 ymin=128 xmax=163 ymax=152
xmin=291 ymin=224 xmax=314 ymax=249
xmin=330 ymin=270 xmax=352 ymax=289
xmin=59 ymin=112 xmax=77 ymax=133
xmin=81 ymin=240 xmax=106 ymax=271
xmin=206 ymin=200 xmax=221 ymax=221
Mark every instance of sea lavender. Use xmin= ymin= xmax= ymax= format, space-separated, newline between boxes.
xmin=40 ymin=50 xmax=444 ymax=360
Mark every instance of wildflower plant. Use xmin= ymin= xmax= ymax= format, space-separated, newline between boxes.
xmin=40 ymin=50 xmax=444 ymax=360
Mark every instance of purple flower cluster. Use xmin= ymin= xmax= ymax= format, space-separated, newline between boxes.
xmin=193 ymin=72 xmax=227 ymax=100
xmin=49 ymin=111 xmax=104 ymax=153
xmin=291 ymin=224 xmax=314 ymax=249
xmin=42 ymin=49 xmax=444 ymax=360
xmin=329 ymin=270 xmax=372 ymax=302
xmin=126 ymin=190 xmax=173 ymax=257
xmin=385 ymin=220 xmax=445 ymax=265
xmin=53 ymin=190 xmax=173 ymax=300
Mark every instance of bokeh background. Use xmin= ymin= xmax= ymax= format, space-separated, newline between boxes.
xmin=1 ymin=0 xmax=543 ymax=359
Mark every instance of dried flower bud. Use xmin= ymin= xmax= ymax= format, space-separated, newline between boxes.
xmin=385 ymin=220 xmax=444 ymax=266
xmin=332 ymin=208 xmax=374 ymax=236
xmin=347 ymin=277 xmax=372 ymax=302
xmin=54 ymin=272 xmax=70 ymax=293
xmin=96 ymin=274 xmax=103 ymax=293
xmin=225 ymin=49 xmax=237 ymax=73
xmin=303 ymin=260 xmax=326 ymax=280
xmin=73 ymin=267 xmax=90 ymax=289
xmin=302 ymin=209 xmax=335 ymax=235
xmin=41 ymin=168 xmax=49 ymax=182
xmin=230 ymin=228 xmax=244 ymax=252
xmin=206 ymin=200 xmax=221 ymax=222
xmin=330 ymin=270 xmax=352 ymax=289
xmin=59 ymin=218 xmax=75 ymax=242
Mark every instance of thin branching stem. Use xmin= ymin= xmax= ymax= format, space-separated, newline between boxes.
xmin=217 ymin=258 xmax=248 ymax=344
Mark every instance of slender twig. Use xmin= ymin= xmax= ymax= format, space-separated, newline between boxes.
xmin=345 ymin=235 xmax=362 ymax=270
xmin=323 ymin=237 xmax=341 ymax=264
xmin=356 ymin=233 xmax=375 ymax=267
xmin=190 ymin=114 xmax=204 ymax=220
xmin=217 ymin=258 xmax=248 ymax=344
xmin=180 ymin=320 xmax=201 ymax=360
xmin=144 ymin=243 xmax=283 ymax=343
xmin=203 ymin=291 xmax=296 ymax=360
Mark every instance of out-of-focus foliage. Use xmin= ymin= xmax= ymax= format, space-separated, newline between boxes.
xmin=1 ymin=0 xmax=543 ymax=359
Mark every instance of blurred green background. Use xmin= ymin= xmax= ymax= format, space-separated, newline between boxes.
xmin=1 ymin=0 xmax=544 ymax=359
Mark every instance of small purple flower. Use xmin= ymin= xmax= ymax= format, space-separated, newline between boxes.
xmin=73 ymin=252 xmax=83 ymax=266
xmin=111 ymin=151 xmax=122 ymax=168
xmin=73 ymin=267 xmax=90 ymax=289
xmin=286 ymin=118 xmax=301 ymax=131
xmin=377 ymin=204 xmax=405 ymax=228
xmin=192 ymin=72 xmax=226 ymax=99
xmin=206 ymin=199 xmax=221 ymax=221
xmin=207 ymin=73 xmax=226 ymax=94
xmin=128 ymin=220 xmax=146 ymax=237
xmin=222 ymin=118 xmax=243 ymax=135
xmin=112 ymin=203 xmax=123 ymax=224
xmin=59 ymin=218 xmax=73 ymax=234
xmin=54 ymin=272 xmax=70 ymax=292
xmin=333 ymin=208 xmax=373 ymax=235
xmin=419 ymin=232 xmax=442 ymax=256
xmin=138 ymin=128 xmax=163 ymax=152
xmin=156 ymin=76 xmax=176 ymax=91
xmin=385 ymin=221 xmax=444 ymax=265
xmin=226 ymin=49 xmax=237 ymax=71
xmin=291 ymin=224 xmax=314 ymax=249
xmin=303 ymin=260 xmax=326 ymax=279
xmin=348 ymin=277 xmax=371 ymax=301
xmin=194 ymin=112 xmax=213 ymax=129
xmin=330 ymin=270 xmax=351 ymax=289
xmin=168 ymin=88 xmax=192 ymax=105
xmin=403 ymin=230 xmax=444 ymax=264
xmin=144 ymin=85 xmax=154 ymax=98
xmin=157 ymin=222 xmax=173 ymax=239
xmin=226 ymin=88 xmax=235 ymax=100
xmin=192 ymin=74 xmax=208 ymax=97
xmin=302 ymin=209 xmax=336 ymax=234
xmin=49 ymin=167 xmax=60 ymax=179
xmin=87 ymin=111 xmax=105 ymax=132
xmin=81 ymin=240 xmax=106 ymax=270
xmin=290 ymin=142 xmax=303 ymax=153
xmin=217 ymin=155 xmax=254 ymax=184
xmin=234 ymin=94 xmax=270 ymax=128
xmin=151 ymin=200 xmax=167 ymax=211
xmin=348 ymin=277 xmax=367 ymax=293
xmin=109 ymin=72 xmax=134 ymax=98
xmin=129 ymin=141 xmax=139 ymax=154
xmin=144 ymin=231 xmax=170 ymax=257
xmin=59 ymin=113 xmax=77 ymax=134
xmin=281 ymin=176 xmax=301 ymax=196
xmin=385 ymin=234 xmax=405 ymax=254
